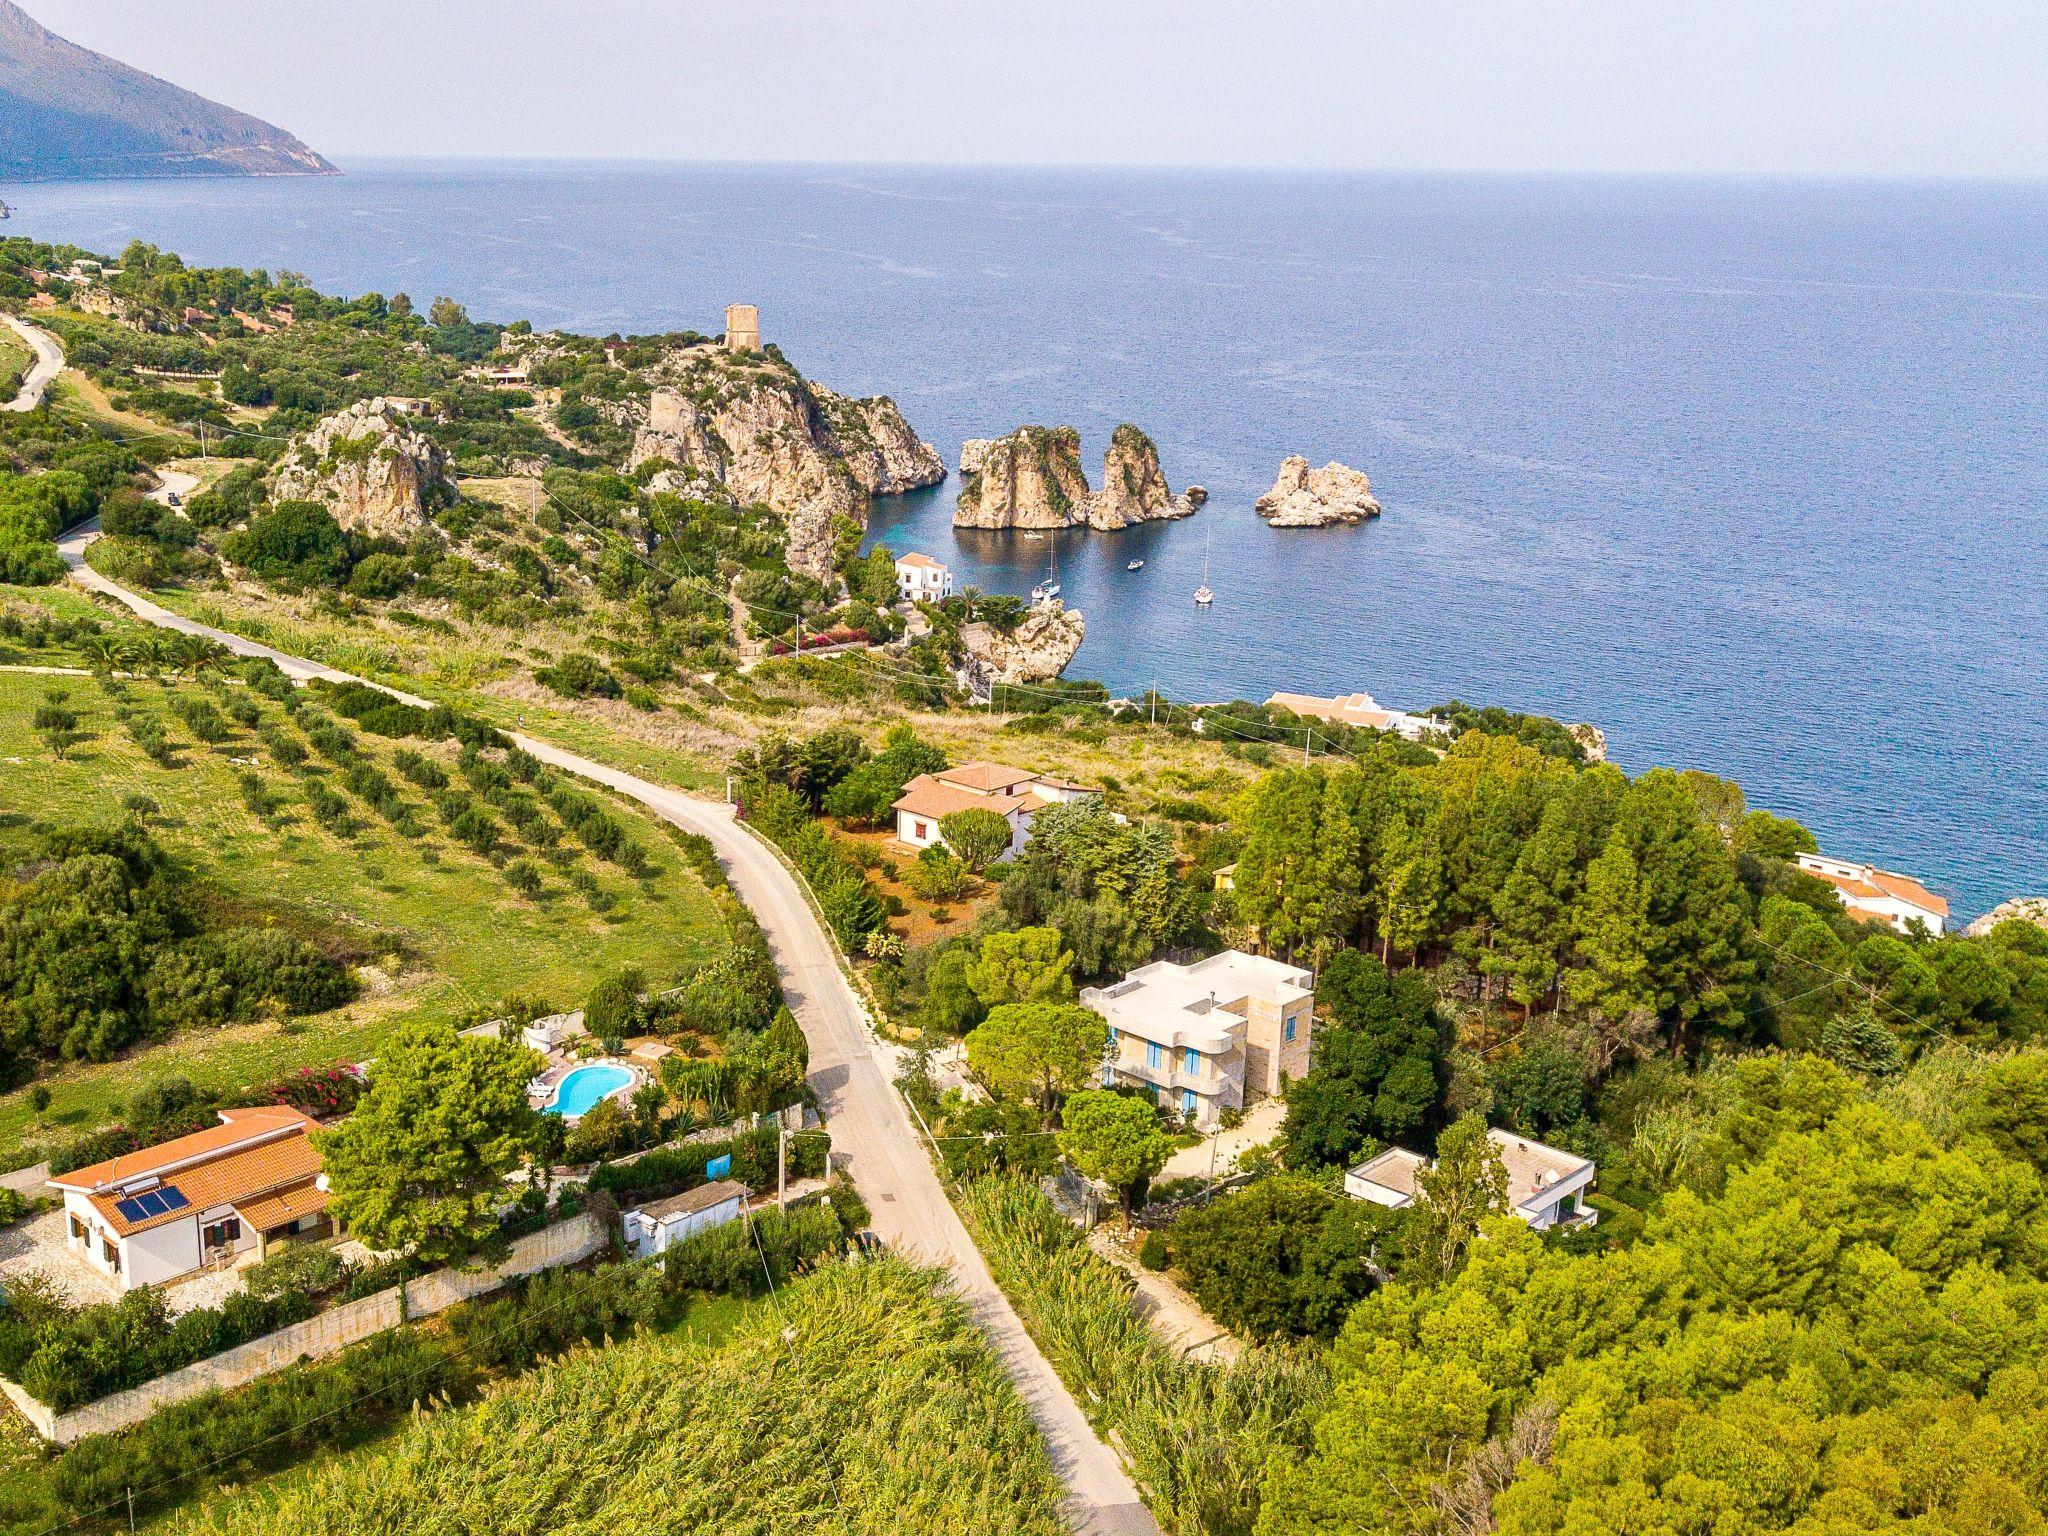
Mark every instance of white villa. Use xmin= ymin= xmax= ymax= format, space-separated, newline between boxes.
xmin=1080 ymin=951 xmax=1315 ymax=1127
xmin=1345 ymin=1128 xmax=1597 ymax=1231
xmin=53 ymin=1107 xmax=331 ymax=1291
xmin=891 ymin=761 xmax=1099 ymax=860
xmin=622 ymin=1180 xmax=750 ymax=1259
xmin=1266 ymin=690 xmax=1439 ymax=743
xmin=895 ymin=551 xmax=954 ymax=603
xmin=1796 ymin=853 xmax=1949 ymax=936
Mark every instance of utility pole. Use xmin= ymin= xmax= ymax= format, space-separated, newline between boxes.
xmin=777 ymin=1123 xmax=787 ymax=1204
xmin=1304 ymin=728 xmax=1313 ymax=764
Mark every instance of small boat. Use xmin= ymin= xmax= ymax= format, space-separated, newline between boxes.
xmin=1031 ymin=543 xmax=1060 ymax=605
xmin=1126 ymin=559 xmax=1145 ymax=572
xmin=1193 ymin=530 xmax=1214 ymax=605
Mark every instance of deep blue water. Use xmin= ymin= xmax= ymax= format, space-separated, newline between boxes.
xmin=6 ymin=160 xmax=2044 ymax=918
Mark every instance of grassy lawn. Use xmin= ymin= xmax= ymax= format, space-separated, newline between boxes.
xmin=0 ymin=668 xmax=722 ymax=1170
xmin=0 ymin=326 xmax=27 ymax=401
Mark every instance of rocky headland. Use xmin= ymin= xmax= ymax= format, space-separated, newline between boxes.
xmin=953 ymin=423 xmax=1201 ymax=532
xmin=1967 ymin=897 xmax=2048 ymax=938
xmin=961 ymin=600 xmax=1086 ymax=686
xmin=272 ymin=398 xmax=451 ymax=538
xmin=1254 ymin=455 xmax=1382 ymax=527
xmin=624 ymin=340 xmax=943 ymax=579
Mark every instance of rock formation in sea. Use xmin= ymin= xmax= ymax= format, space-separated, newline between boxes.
xmin=1083 ymin=424 xmax=1203 ymax=530
xmin=961 ymin=600 xmax=1086 ymax=686
xmin=1254 ymin=455 xmax=1382 ymax=527
xmin=1966 ymin=896 xmax=2048 ymax=938
xmin=624 ymin=341 xmax=943 ymax=580
xmin=954 ymin=423 xmax=1199 ymax=532
xmin=272 ymin=398 xmax=451 ymax=538
xmin=952 ymin=426 xmax=1092 ymax=531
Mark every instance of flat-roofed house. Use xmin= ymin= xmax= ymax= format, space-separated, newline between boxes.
xmin=1266 ymin=690 xmax=1438 ymax=743
xmin=894 ymin=552 xmax=954 ymax=603
xmin=621 ymin=1179 xmax=750 ymax=1258
xmin=1796 ymin=853 xmax=1949 ymax=936
xmin=1345 ymin=1128 xmax=1597 ymax=1231
xmin=51 ymin=1107 xmax=331 ymax=1291
xmin=1080 ymin=950 xmax=1314 ymax=1126
xmin=890 ymin=761 xmax=1099 ymax=859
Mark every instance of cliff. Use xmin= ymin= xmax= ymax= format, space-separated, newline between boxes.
xmin=1084 ymin=424 xmax=1203 ymax=530
xmin=272 ymin=399 xmax=450 ymax=539
xmin=626 ymin=342 xmax=942 ymax=579
xmin=952 ymin=426 xmax=1091 ymax=531
xmin=1255 ymin=456 xmax=1382 ymax=527
xmin=0 ymin=0 xmax=335 ymax=180
xmin=954 ymin=423 xmax=1199 ymax=532
xmin=961 ymin=601 xmax=1086 ymax=687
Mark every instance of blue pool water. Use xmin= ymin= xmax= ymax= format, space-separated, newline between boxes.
xmin=8 ymin=163 xmax=2045 ymax=917
xmin=547 ymin=1064 xmax=633 ymax=1118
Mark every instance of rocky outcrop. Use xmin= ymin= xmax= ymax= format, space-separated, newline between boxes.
xmin=1255 ymin=456 xmax=1382 ymax=528
xmin=1967 ymin=897 xmax=2048 ymax=938
xmin=625 ymin=343 xmax=942 ymax=580
xmin=961 ymin=600 xmax=1085 ymax=687
xmin=1568 ymin=723 xmax=1608 ymax=763
xmin=953 ymin=426 xmax=1091 ymax=531
xmin=273 ymin=398 xmax=451 ymax=538
xmin=1083 ymin=424 xmax=1203 ymax=530
xmin=954 ymin=423 xmax=1198 ymax=532
xmin=817 ymin=389 xmax=946 ymax=495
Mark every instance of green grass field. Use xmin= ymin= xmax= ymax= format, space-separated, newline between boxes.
xmin=0 ymin=327 xmax=27 ymax=403
xmin=0 ymin=666 xmax=721 ymax=1170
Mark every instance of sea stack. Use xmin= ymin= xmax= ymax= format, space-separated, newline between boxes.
xmin=953 ymin=423 xmax=1199 ymax=531
xmin=1255 ymin=456 xmax=1382 ymax=527
xmin=1083 ymin=424 xmax=1202 ymax=530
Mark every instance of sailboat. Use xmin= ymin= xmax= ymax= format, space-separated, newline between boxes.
xmin=1193 ymin=530 xmax=1214 ymax=606
xmin=1126 ymin=558 xmax=1145 ymax=571
xmin=1031 ymin=542 xmax=1061 ymax=604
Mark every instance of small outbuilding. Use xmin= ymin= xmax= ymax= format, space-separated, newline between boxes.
xmin=622 ymin=1179 xmax=751 ymax=1259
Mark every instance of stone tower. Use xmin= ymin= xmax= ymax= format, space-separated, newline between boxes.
xmin=724 ymin=303 xmax=760 ymax=353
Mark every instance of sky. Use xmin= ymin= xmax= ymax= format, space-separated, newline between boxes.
xmin=28 ymin=0 xmax=2048 ymax=177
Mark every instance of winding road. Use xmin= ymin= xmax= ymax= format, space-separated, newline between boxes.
xmin=56 ymin=520 xmax=1158 ymax=1536
xmin=2 ymin=314 xmax=64 ymax=413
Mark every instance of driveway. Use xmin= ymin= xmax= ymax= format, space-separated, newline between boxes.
xmin=1160 ymin=1097 xmax=1287 ymax=1182
xmin=2 ymin=314 xmax=64 ymax=413
xmin=58 ymin=529 xmax=1159 ymax=1536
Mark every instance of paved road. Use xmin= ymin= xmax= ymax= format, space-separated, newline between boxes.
xmin=2 ymin=313 xmax=64 ymax=412
xmin=56 ymin=522 xmax=1160 ymax=1536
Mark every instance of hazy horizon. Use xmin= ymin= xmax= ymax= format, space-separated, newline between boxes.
xmin=20 ymin=0 xmax=2048 ymax=179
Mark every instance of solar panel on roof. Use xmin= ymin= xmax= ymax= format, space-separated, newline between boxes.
xmin=112 ymin=1187 xmax=189 ymax=1222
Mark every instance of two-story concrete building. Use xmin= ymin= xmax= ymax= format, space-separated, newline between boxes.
xmin=1796 ymin=852 xmax=1949 ymax=936
xmin=894 ymin=551 xmax=954 ymax=603
xmin=1344 ymin=1128 xmax=1597 ymax=1231
xmin=1080 ymin=951 xmax=1314 ymax=1126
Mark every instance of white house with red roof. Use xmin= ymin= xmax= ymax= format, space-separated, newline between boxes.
xmin=894 ymin=551 xmax=954 ymax=603
xmin=1796 ymin=853 xmax=1949 ymax=936
xmin=51 ymin=1107 xmax=329 ymax=1292
xmin=890 ymin=761 xmax=1098 ymax=859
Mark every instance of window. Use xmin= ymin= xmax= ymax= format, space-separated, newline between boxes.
xmin=913 ymin=821 xmax=928 ymax=840
xmin=1181 ymin=1089 xmax=1198 ymax=1116
xmin=204 ymin=1217 xmax=243 ymax=1249
xmin=1146 ymin=1041 xmax=1163 ymax=1071
xmin=1107 ymin=1025 xmax=1118 ymax=1050
xmin=1183 ymin=1047 xmax=1201 ymax=1076
xmin=1284 ymin=1014 xmax=1298 ymax=1042
xmin=68 ymin=1215 xmax=86 ymax=1242
xmin=100 ymin=1234 xmax=118 ymax=1266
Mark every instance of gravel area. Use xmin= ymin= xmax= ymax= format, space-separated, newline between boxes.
xmin=0 ymin=1206 xmax=119 ymax=1307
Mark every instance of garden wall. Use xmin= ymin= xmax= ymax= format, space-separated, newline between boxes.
xmin=0 ymin=1211 xmax=607 ymax=1444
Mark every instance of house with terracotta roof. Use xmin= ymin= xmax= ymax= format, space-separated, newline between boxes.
xmin=1797 ymin=853 xmax=1949 ymax=936
xmin=891 ymin=761 xmax=1098 ymax=859
xmin=894 ymin=551 xmax=954 ymax=603
xmin=51 ymin=1107 xmax=330 ymax=1292
xmin=1265 ymin=690 xmax=1439 ymax=743
xmin=1344 ymin=1128 xmax=1597 ymax=1232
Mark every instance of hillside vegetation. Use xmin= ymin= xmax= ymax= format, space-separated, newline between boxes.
xmin=167 ymin=1258 xmax=1068 ymax=1536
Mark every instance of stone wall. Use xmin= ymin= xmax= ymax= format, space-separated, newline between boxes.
xmin=2 ymin=1211 xmax=608 ymax=1445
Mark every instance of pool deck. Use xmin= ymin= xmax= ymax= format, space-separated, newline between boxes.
xmin=528 ymin=1058 xmax=648 ymax=1120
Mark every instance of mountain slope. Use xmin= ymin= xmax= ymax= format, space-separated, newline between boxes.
xmin=0 ymin=0 xmax=335 ymax=180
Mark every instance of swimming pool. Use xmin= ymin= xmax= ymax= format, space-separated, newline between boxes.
xmin=545 ymin=1064 xmax=635 ymax=1118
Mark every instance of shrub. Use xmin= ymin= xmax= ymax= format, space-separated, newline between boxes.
xmin=1138 ymin=1229 xmax=1169 ymax=1270
xmin=535 ymin=651 xmax=621 ymax=699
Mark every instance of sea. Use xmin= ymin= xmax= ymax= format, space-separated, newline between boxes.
xmin=5 ymin=160 xmax=2044 ymax=920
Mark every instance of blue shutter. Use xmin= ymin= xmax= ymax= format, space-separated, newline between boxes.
xmin=1181 ymin=1089 xmax=1198 ymax=1115
xmin=1147 ymin=1041 xmax=1163 ymax=1070
xmin=1183 ymin=1047 xmax=1200 ymax=1075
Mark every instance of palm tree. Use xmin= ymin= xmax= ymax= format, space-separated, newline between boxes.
xmin=78 ymin=635 xmax=121 ymax=676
